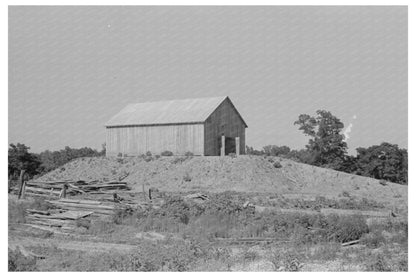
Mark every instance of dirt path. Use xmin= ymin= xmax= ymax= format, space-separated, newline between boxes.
xmin=9 ymin=235 xmax=138 ymax=253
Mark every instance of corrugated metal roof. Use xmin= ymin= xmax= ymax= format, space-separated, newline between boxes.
xmin=105 ymin=96 xmax=246 ymax=127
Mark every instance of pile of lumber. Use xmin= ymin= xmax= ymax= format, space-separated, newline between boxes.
xmin=25 ymin=208 xmax=94 ymax=233
xmin=46 ymin=199 xmax=133 ymax=216
xmin=20 ymin=180 xmax=131 ymax=199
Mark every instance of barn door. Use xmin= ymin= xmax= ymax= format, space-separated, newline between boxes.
xmin=217 ymin=136 xmax=236 ymax=155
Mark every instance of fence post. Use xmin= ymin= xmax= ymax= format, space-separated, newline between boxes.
xmin=17 ymin=170 xmax=26 ymax=199
xmin=60 ymin=184 xmax=67 ymax=199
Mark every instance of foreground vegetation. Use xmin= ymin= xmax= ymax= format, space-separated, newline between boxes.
xmin=9 ymin=192 xmax=407 ymax=271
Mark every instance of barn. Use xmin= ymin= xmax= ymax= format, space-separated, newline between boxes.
xmin=105 ymin=96 xmax=247 ymax=157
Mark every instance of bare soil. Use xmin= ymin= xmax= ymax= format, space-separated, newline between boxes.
xmin=36 ymin=155 xmax=407 ymax=211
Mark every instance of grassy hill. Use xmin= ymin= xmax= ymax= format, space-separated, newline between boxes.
xmin=37 ymin=155 xmax=407 ymax=210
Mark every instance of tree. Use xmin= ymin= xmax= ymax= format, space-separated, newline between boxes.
xmin=38 ymin=146 xmax=104 ymax=173
xmin=8 ymin=143 xmax=42 ymax=178
xmin=294 ymin=110 xmax=348 ymax=169
xmin=355 ymin=142 xmax=407 ymax=184
xmin=246 ymin=146 xmax=265 ymax=155
xmin=262 ymin=145 xmax=291 ymax=156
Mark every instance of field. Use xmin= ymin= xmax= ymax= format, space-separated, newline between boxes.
xmin=8 ymin=155 xmax=408 ymax=271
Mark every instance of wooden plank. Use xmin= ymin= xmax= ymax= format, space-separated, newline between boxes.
xmin=57 ymin=199 xmax=102 ymax=205
xmin=25 ymin=186 xmax=61 ymax=195
xmin=50 ymin=210 xmax=94 ymax=220
xmin=47 ymin=201 xmax=115 ymax=210
xmin=341 ymin=240 xmax=361 ymax=247
xmin=26 ymin=209 xmax=50 ymax=215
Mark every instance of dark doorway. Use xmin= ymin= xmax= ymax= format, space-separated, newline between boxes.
xmin=218 ymin=136 xmax=236 ymax=155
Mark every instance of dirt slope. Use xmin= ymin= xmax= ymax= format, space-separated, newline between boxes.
xmin=37 ymin=155 xmax=407 ymax=208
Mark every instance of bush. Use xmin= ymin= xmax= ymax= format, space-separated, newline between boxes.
xmin=273 ymin=161 xmax=282 ymax=168
xmin=184 ymin=151 xmax=194 ymax=157
xmin=161 ymin=151 xmax=174 ymax=156
xmin=361 ymin=231 xmax=386 ymax=248
xmin=146 ymin=151 xmax=152 ymax=157
xmin=144 ymin=156 xmax=153 ymax=162
xmin=325 ymin=214 xmax=369 ymax=243
xmin=365 ymin=253 xmax=393 ymax=271
xmin=8 ymin=249 xmax=37 ymax=271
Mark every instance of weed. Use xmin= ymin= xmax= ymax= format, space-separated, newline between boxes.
xmin=173 ymin=157 xmax=187 ymax=164
xmin=365 ymin=253 xmax=392 ymax=271
xmin=161 ymin=151 xmax=174 ymax=156
xmin=273 ymin=161 xmax=282 ymax=168
xmin=270 ymin=248 xmax=304 ymax=271
xmin=8 ymin=249 xmax=37 ymax=271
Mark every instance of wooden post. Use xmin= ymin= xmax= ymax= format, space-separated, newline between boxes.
xmin=142 ymin=182 xmax=147 ymax=202
xmin=221 ymin=135 xmax=225 ymax=156
xmin=17 ymin=170 xmax=26 ymax=199
xmin=236 ymin=137 xmax=240 ymax=156
xmin=60 ymin=184 xmax=67 ymax=199
xmin=21 ymin=181 xmax=27 ymax=199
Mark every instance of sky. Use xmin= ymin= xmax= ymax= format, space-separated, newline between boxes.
xmin=8 ymin=6 xmax=408 ymax=154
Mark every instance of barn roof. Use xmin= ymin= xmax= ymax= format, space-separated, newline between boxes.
xmin=105 ymin=96 xmax=248 ymax=127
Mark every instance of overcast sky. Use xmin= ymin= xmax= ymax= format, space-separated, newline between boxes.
xmin=9 ymin=6 xmax=407 ymax=154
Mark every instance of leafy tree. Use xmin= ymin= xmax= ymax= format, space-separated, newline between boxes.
xmin=245 ymin=145 xmax=265 ymax=155
xmin=38 ymin=146 xmax=104 ymax=172
xmin=262 ymin=145 xmax=291 ymax=156
xmin=8 ymin=143 xmax=42 ymax=179
xmin=285 ymin=149 xmax=314 ymax=164
xmin=294 ymin=110 xmax=348 ymax=169
xmin=355 ymin=142 xmax=407 ymax=184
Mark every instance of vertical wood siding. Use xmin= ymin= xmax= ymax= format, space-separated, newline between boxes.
xmin=204 ymin=99 xmax=246 ymax=156
xmin=106 ymin=124 xmax=204 ymax=156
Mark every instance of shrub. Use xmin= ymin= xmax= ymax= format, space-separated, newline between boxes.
xmin=325 ymin=214 xmax=369 ymax=243
xmin=184 ymin=151 xmax=194 ymax=157
xmin=361 ymin=231 xmax=386 ymax=248
xmin=113 ymin=207 xmax=134 ymax=225
xmin=8 ymin=249 xmax=37 ymax=271
xmin=146 ymin=151 xmax=152 ymax=157
xmin=270 ymin=249 xmax=304 ymax=271
xmin=365 ymin=253 xmax=392 ymax=271
xmin=161 ymin=151 xmax=174 ymax=156
xmin=273 ymin=161 xmax=282 ymax=168
xmin=228 ymin=153 xmax=236 ymax=158
xmin=144 ymin=156 xmax=153 ymax=162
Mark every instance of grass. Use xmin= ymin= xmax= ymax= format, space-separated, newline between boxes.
xmin=8 ymin=248 xmax=37 ymax=271
xmin=8 ymin=193 xmax=408 ymax=271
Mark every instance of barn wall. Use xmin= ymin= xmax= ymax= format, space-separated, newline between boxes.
xmin=204 ymin=99 xmax=246 ymax=156
xmin=106 ymin=124 xmax=204 ymax=156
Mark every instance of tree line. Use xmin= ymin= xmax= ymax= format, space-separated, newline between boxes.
xmin=8 ymin=143 xmax=105 ymax=180
xmin=246 ymin=110 xmax=407 ymax=184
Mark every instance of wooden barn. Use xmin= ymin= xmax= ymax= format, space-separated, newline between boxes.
xmin=105 ymin=96 xmax=247 ymax=157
